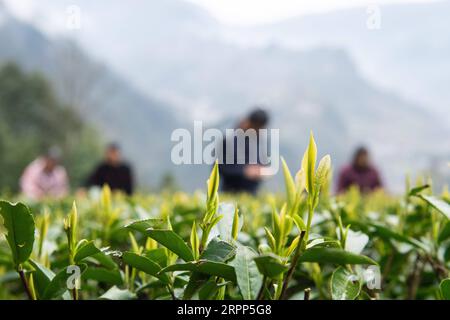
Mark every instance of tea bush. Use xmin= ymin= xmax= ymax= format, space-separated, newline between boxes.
xmin=0 ymin=133 xmax=449 ymax=300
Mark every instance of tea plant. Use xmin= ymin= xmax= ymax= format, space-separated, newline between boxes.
xmin=0 ymin=132 xmax=449 ymax=300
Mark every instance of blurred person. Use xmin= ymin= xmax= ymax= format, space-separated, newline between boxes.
xmin=337 ymin=146 xmax=383 ymax=194
xmin=20 ymin=147 xmax=69 ymax=200
xmin=218 ymin=108 xmax=269 ymax=194
xmin=85 ymin=143 xmax=134 ymax=195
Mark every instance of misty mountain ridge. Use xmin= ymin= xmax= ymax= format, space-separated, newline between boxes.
xmin=0 ymin=1 xmax=448 ymax=191
xmin=225 ymin=0 xmax=450 ymax=123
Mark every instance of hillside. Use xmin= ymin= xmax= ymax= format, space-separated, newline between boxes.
xmin=0 ymin=4 xmax=181 ymax=189
xmin=1 ymin=1 xmax=448 ymax=191
xmin=229 ymin=0 xmax=450 ymax=123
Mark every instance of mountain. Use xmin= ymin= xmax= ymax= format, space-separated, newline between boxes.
xmin=0 ymin=3 xmax=182 ymax=189
xmin=227 ymin=0 xmax=450 ymax=124
xmin=1 ymin=0 xmax=449 ymax=191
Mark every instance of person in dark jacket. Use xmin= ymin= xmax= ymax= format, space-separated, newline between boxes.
xmin=86 ymin=143 xmax=134 ymax=195
xmin=218 ymin=108 xmax=269 ymax=194
xmin=337 ymin=146 xmax=382 ymax=194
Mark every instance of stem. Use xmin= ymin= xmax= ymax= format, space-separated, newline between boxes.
xmin=304 ymin=288 xmax=311 ymax=300
xmin=69 ymin=254 xmax=78 ymax=300
xmin=407 ymin=254 xmax=423 ymax=300
xmin=18 ymin=268 xmax=33 ymax=300
xmin=274 ymin=279 xmax=283 ymax=300
xmin=72 ymin=287 xmax=79 ymax=301
xmin=381 ymin=252 xmax=395 ymax=289
xmin=304 ymin=201 xmax=314 ymax=243
xmin=167 ymin=284 xmax=176 ymax=300
xmin=280 ymin=230 xmax=306 ymax=300
xmin=425 ymin=255 xmax=448 ymax=281
xmin=257 ymin=276 xmax=267 ymax=300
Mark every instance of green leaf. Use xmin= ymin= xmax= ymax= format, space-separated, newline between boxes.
xmin=367 ymin=223 xmax=427 ymax=250
xmin=408 ymin=185 xmax=430 ymax=196
xmin=440 ymin=278 xmax=450 ymax=300
xmin=144 ymin=248 xmax=167 ymax=268
xmin=29 ymin=259 xmax=56 ymax=298
xmin=29 ymin=260 xmax=72 ymax=300
xmin=198 ymin=279 xmax=221 ymax=300
xmin=64 ymin=202 xmax=78 ymax=254
xmin=125 ymin=219 xmax=166 ymax=233
xmin=301 ymin=131 xmax=317 ymax=194
xmin=82 ymin=267 xmax=122 ymax=286
xmin=233 ymin=246 xmax=263 ymax=300
xmin=314 ymin=154 xmax=331 ymax=196
xmin=418 ymin=195 xmax=450 ymax=219
xmin=281 ymin=157 xmax=296 ymax=210
xmin=74 ymin=240 xmax=102 ymax=263
xmin=183 ymin=272 xmax=208 ymax=300
xmin=122 ymin=251 xmax=169 ymax=284
xmin=0 ymin=201 xmax=35 ymax=267
xmin=264 ymin=227 xmax=276 ymax=251
xmin=190 ymin=221 xmax=199 ymax=260
xmin=42 ymin=264 xmax=87 ymax=300
xmin=160 ymin=261 xmax=236 ymax=282
xmin=90 ymin=251 xmax=117 ymax=270
xmin=146 ymin=229 xmax=194 ymax=262
xmin=99 ymin=286 xmax=137 ymax=300
xmin=292 ymin=214 xmax=306 ymax=232
xmin=200 ymin=238 xmax=236 ymax=262
xmin=330 ymin=266 xmax=362 ymax=300
xmin=299 ymin=248 xmax=377 ymax=265
xmin=254 ymin=254 xmax=288 ymax=279
xmin=207 ymin=161 xmax=220 ymax=201
xmin=438 ymin=221 xmax=450 ymax=244
xmin=231 ymin=207 xmax=240 ymax=241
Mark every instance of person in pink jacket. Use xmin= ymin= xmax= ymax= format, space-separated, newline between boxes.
xmin=337 ymin=146 xmax=383 ymax=194
xmin=20 ymin=148 xmax=69 ymax=200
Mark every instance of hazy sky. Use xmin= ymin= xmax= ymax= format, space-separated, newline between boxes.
xmin=4 ymin=0 xmax=434 ymax=27
xmin=187 ymin=0 xmax=432 ymax=25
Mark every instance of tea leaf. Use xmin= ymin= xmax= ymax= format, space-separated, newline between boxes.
xmin=122 ymin=251 xmax=169 ymax=284
xmin=301 ymin=131 xmax=317 ymax=195
xmin=198 ymin=279 xmax=228 ymax=300
xmin=408 ymin=185 xmax=430 ymax=196
xmin=207 ymin=161 xmax=219 ymax=201
xmin=200 ymin=238 xmax=236 ymax=262
xmin=234 ymin=246 xmax=263 ymax=300
xmin=146 ymin=229 xmax=194 ymax=262
xmin=29 ymin=259 xmax=56 ymax=299
xmin=315 ymin=154 xmax=331 ymax=196
xmin=281 ymin=157 xmax=296 ymax=209
xmin=299 ymin=248 xmax=377 ymax=265
xmin=231 ymin=206 xmax=240 ymax=241
xmin=42 ymin=264 xmax=87 ymax=300
xmin=125 ymin=219 xmax=167 ymax=233
xmin=190 ymin=221 xmax=199 ymax=260
xmin=418 ymin=195 xmax=450 ymax=219
xmin=82 ymin=267 xmax=122 ymax=286
xmin=74 ymin=240 xmax=101 ymax=263
xmin=99 ymin=286 xmax=137 ymax=300
xmin=160 ymin=261 xmax=236 ymax=282
xmin=438 ymin=221 xmax=450 ymax=244
xmin=367 ymin=223 xmax=428 ymax=250
xmin=440 ymin=278 xmax=450 ymax=300
xmin=254 ymin=254 xmax=288 ymax=279
xmin=331 ymin=266 xmax=362 ymax=300
xmin=0 ymin=201 xmax=35 ymax=268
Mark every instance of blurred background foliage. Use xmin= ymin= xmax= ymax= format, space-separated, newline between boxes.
xmin=0 ymin=63 xmax=102 ymax=192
